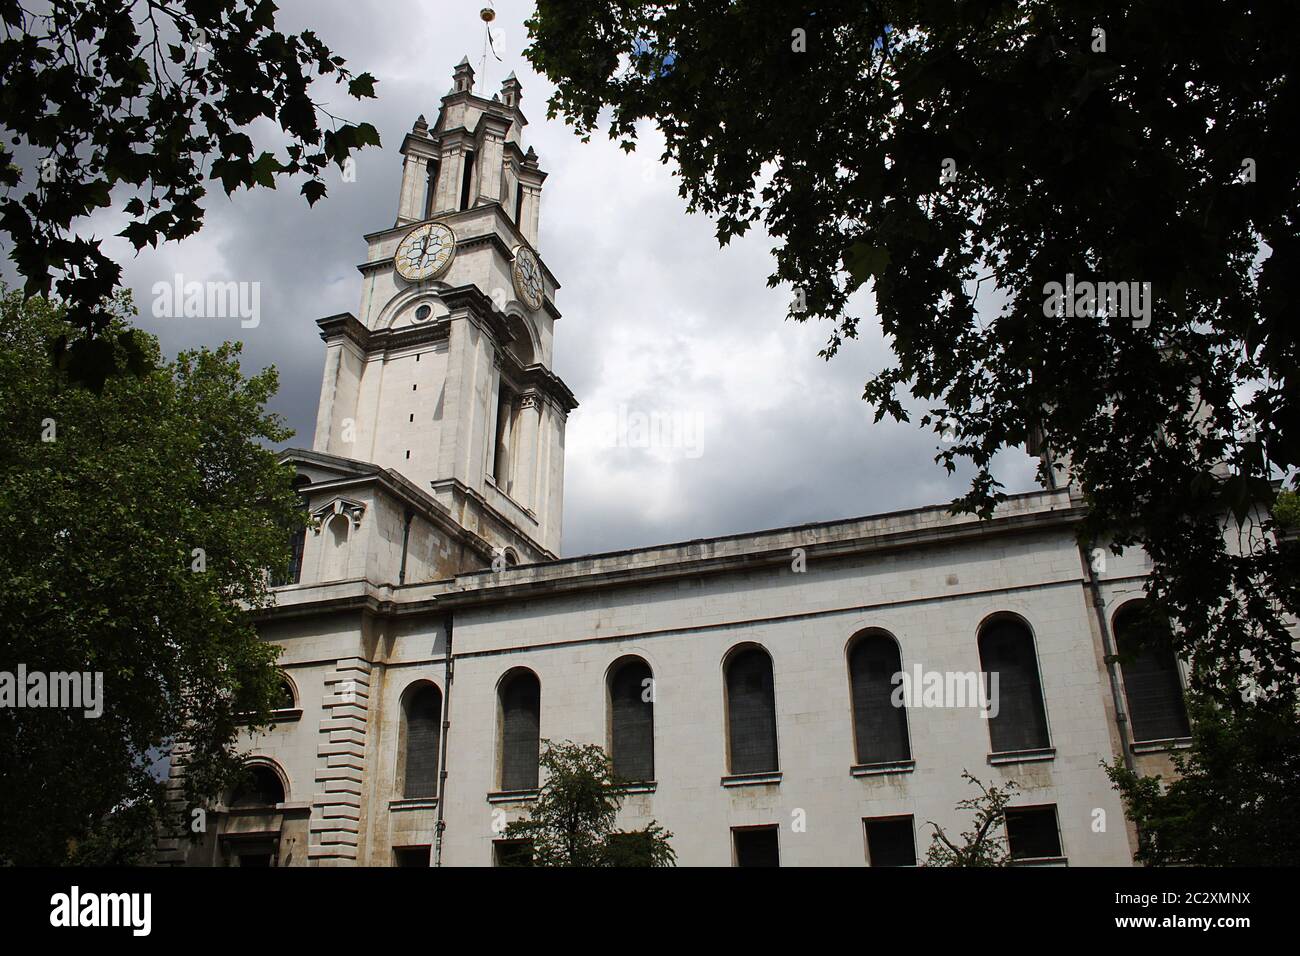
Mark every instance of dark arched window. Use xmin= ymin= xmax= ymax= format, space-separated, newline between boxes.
xmin=1114 ymin=604 xmax=1190 ymax=742
xmin=230 ymin=764 xmax=285 ymax=808
xmin=609 ymin=658 xmax=654 ymax=782
xmin=725 ymin=647 xmax=778 ymax=774
xmin=978 ymin=617 xmax=1050 ymax=753
xmin=402 ymin=684 xmax=443 ymax=799
xmin=274 ymin=675 xmax=296 ymax=711
xmin=499 ymin=670 xmax=540 ymax=791
xmin=848 ymin=631 xmax=910 ymax=764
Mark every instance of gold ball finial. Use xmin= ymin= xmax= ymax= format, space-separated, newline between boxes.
xmin=480 ymin=7 xmax=495 ymax=22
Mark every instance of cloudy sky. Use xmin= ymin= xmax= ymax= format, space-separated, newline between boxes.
xmin=8 ymin=0 xmax=1038 ymax=558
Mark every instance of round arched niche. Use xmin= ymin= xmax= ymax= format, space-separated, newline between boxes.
xmin=502 ymin=311 xmax=537 ymax=367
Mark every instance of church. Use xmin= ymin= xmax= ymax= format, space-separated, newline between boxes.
xmin=158 ymin=59 xmax=1192 ymax=867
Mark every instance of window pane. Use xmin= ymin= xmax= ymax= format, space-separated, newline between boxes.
xmin=493 ymin=839 xmax=534 ymax=867
xmin=733 ymin=827 xmax=779 ymax=867
xmin=849 ymin=634 xmax=910 ymax=763
xmin=230 ymin=765 xmax=284 ymax=807
xmin=978 ymin=619 xmax=1050 ymax=752
xmin=404 ymin=685 xmax=442 ymax=798
xmin=1006 ymin=806 xmax=1062 ymax=859
xmin=500 ymin=672 xmax=540 ymax=791
xmin=610 ymin=660 xmax=655 ymax=781
xmin=275 ymin=677 xmax=296 ymax=710
xmin=393 ymin=845 xmax=430 ymax=867
xmin=865 ymin=817 xmax=916 ymax=866
xmin=1115 ymin=607 xmax=1190 ymax=741
xmin=726 ymin=648 xmax=778 ymax=774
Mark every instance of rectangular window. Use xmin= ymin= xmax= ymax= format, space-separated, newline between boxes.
xmin=493 ymin=839 xmax=534 ymax=867
xmin=392 ymin=845 xmax=431 ymax=867
xmin=460 ymin=149 xmax=476 ymax=210
xmin=864 ymin=816 xmax=916 ymax=866
xmin=514 ymin=183 xmax=524 ymax=225
xmin=732 ymin=826 xmax=779 ymax=867
xmin=1006 ymin=805 xmax=1063 ymax=861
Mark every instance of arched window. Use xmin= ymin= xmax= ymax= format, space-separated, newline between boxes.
xmin=402 ymin=683 xmax=443 ymax=799
xmin=608 ymin=658 xmax=654 ymax=782
xmin=978 ymin=616 xmax=1050 ymax=753
xmin=848 ymin=631 xmax=911 ymax=764
xmin=1114 ymin=604 xmax=1190 ymax=742
xmin=274 ymin=675 xmax=296 ymax=711
xmin=230 ymin=763 xmax=285 ymax=808
xmin=724 ymin=646 xmax=778 ymax=774
xmin=499 ymin=669 xmax=540 ymax=791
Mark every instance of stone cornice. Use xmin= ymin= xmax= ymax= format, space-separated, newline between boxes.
xmin=433 ymin=497 xmax=1088 ymax=611
xmin=316 ymin=312 xmax=450 ymax=354
xmin=400 ymin=131 xmax=439 ymax=157
xmin=257 ymin=489 xmax=1088 ymax=621
xmin=441 ymin=284 xmax=515 ymax=345
xmin=518 ymin=363 xmax=578 ymax=413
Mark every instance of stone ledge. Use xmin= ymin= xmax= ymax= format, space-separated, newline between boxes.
xmin=389 ymin=797 xmax=440 ymax=811
xmin=720 ymin=771 xmax=783 ymax=788
xmin=486 ymin=789 xmax=539 ymax=804
xmin=850 ymin=759 xmax=916 ymax=778
xmin=1129 ymin=737 xmax=1192 ymax=754
xmin=613 ymin=781 xmax=657 ymax=795
xmin=987 ymin=747 xmax=1056 ymax=766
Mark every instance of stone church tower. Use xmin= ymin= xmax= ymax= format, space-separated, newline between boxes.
xmin=309 ymin=56 xmax=575 ymax=566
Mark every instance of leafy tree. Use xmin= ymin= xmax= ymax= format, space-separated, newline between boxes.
xmin=1106 ymin=700 xmax=1300 ymax=866
xmin=0 ymin=0 xmax=380 ymax=386
xmin=501 ymin=740 xmax=676 ymax=867
xmin=0 ymin=288 xmax=304 ymax=865
xmin=1274 ymin=489 xmax=1300 ymax=531
xmin=524 ymin=1 xmax=1300 ymax=718
xmin=924 ymin=771 xmax=1018 ymax=867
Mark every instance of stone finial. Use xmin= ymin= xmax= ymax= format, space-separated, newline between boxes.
xmin=453 ymin=55 xmax=475 ymax=93
xmin=501 ymin=71 xmax=523 ymax=109
xmin=413 ymin=114 xmax=428 ymax=135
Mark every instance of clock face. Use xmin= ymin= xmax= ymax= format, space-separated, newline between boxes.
xmin=394 ymin=222 xmax=456 ymax=282
xmin=511 ymin=245 xmax=544 ymax=311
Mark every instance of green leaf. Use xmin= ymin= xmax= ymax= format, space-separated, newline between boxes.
xmin=844 ymin=241 xmax=891 ymax=291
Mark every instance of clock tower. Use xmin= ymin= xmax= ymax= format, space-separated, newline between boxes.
xmin=309 ymin=58 xmax=576 ymax=562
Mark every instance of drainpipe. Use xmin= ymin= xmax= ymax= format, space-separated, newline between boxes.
xmin=1079 ymin=539 xmax=1136 ymax=773
xmin=433 ymin=612 xmax=454 ymax=866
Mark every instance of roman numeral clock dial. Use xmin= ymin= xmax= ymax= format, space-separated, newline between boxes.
xmin=394 ymin=222 xmax=457 ymax=282
xmin=512 ymin=244 xmax=544 ymax=311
